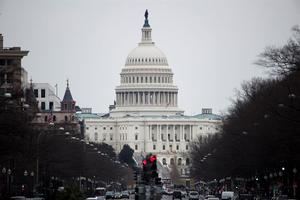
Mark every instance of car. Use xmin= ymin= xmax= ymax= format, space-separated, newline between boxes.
xmin=181 ymin=190 xmax=187 ymax=198
xmin=207 ymin=198 xmax=220 ymax=200
xmin=205 ymin=195 xmax=216 ymax=199
xmin=105 ymin=191 xmax=114 ymax=199
xmin=86 ymin=197 xmax=98 ymax=200
xmin=173 ymin=190 xmax=182 ymax=200
xmin=239 ymin=194 xmax=253 ymax=200
xmin=121 ymin=190 xmax=130 ymax=199
xmin=189 ymin=191 xmax=200 ymax=200
xmin=114 ymin=192 xmax=122 ymax=199
xmin=221 ymin=191 xmax=237 ymax=200
xmin=10 ymin=197 xmax=26 ymax=200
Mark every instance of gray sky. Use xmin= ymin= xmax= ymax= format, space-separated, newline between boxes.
xmin=0 ymin=0 xmax=299 ymax=115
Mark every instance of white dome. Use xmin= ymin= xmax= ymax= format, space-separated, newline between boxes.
xmin=125 ymin=44 xmax=168 ymax=66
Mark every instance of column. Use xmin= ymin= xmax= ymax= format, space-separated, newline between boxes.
xmin=159 ymin=125 xmax=161 ymax=141
xmin=181 ymin=125 xmax=184 ymax=141
xmin=142 ymin=92 xmax=144 ymax=105
xmin=189 ymin=125 xmax=192 ymax=141
xmin=137 ymin=92 xmax=140 ymax=105
xmin=173 ymin=125 xmax=175 ymax=143
xmin=121 ymin=93 xmax=124 ymax=106
xmin=149 ymin=125 xmax=151 ymax=141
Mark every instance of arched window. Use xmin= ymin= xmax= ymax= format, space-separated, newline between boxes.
xmin=170 ymin=158 xmax=175 ymax=165
xmin=162 ymin=158 xmax=167 ymax=165
xmin=178 ymin=158 xmax=182 ymax=165
xmin=44 ymin=116 xmax=48 ymax=122
xmin=186 ymin=158 xmax=190 ymax=165
xmin=64 ymin=116 xmax=68 ymax=122
xmin=135 ymin=134 xmax=138 ymax=140
xmin=145 ymin=77 xmax=148 ymax=83
xmin=53 ymin=115 xmax=56 ymax=122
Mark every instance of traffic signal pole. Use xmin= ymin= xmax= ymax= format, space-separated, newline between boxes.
xmin=135 ymin=154 xmax=162 ymax=200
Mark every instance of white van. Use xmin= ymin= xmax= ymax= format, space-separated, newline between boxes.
xmin=221 ymin=191 xmax=237 ymax=200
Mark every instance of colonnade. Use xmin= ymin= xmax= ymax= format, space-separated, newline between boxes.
xmin=148 ymin=124 xmax=193 ymax=142
xmin=116 ymin=91 xmax=178 ymax=106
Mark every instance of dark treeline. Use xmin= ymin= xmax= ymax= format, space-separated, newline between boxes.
xmin=191 ymin=26 xmax=300 ymax=182
xmin=0 ymin=85 xmax=132 ymax=198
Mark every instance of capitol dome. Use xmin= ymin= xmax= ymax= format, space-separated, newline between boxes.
xmin=126 ymin=45 xmax=168 ymax=66
xmin=111 ymin=10 xmax=183 ymax=117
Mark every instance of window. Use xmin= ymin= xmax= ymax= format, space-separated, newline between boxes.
xmin=153 ymin=145 xmax=156 ymax=150
xmin=64 ymin=116 xmax=68 ymax=121
xmin=41 ymin=89 xmax=46 ymax=98
xmin=162 ymin=145 xmax=165 ymax=150
xmin=86 ymin=127 xmax=89 ymax=130
xmin=135 ymin=126 xmax=138 ymax=130
xmin=41 ymin=102 xmax=46 ymax=110
xmin=34 ymin=89 xmax=38 ymax=98
xmin=170 ymin=158 xmax=174 ymax=165
xmin=103 ymin=127 xmax=106 ymax=130
xmin=135 ymin=145 xmax=138 ymax=150
xmin=110 ymin=134 xmax=113 ymax=141
xmin=199 ymin=127 xmax=202 ymax=130
xmin=110 ymin=127 xmax=113 ymax=130
xmin=0 ymin=59 xmax=5 ymax=65
xmin=186 ymin=145 xmax=189 ymax=150
xmin=135 ymin=134 xmax=138 ymax=140
xmin=103 ymin=134 xmax=106 ymax=141
xmin=169 ymin=145 xmax=172 ymax=151
xmin=176 ymin=145 xmax=179 ymax=150
xmin=95 ymin=132 xmax=98 ymax=141
xmin=49 ymin=102 xmax=53 ymax=110
xmin=44 ymin=116 xmax=48 ymax=122
xmin=53 ymin=115 xmax=56 ymax=122
xmin=162 ymin=158 xmax=167 ymax=165
xmin=186 ymin=158 xmax=190 ymax=166
xmin=178 ymin=158 xmax=182 ymax=165
xmin=95 ymin=127 xmax=97 ymax=130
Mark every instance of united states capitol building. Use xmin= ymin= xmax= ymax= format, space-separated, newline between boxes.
xmin=81 ymin=11 xmax=222 ymax=181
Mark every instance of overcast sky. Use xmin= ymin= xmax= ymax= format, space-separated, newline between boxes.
xmin=0 ymin=0 xmax=299 ymax=115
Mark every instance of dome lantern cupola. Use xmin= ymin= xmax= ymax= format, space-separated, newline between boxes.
xmin=141 ymin=9 xmax=153 ymax=44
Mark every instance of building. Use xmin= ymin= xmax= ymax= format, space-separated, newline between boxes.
xmin=0 ymin=33 xmax=29 ymax=97
xmin=32 ymin=81 xmax=80 ymax=134
xmin=81 ymin=11 xmax=222 ymax=182
xmin=32 ymin=83 xmax=61 ymax=111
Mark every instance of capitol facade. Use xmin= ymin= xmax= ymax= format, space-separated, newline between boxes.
xmin=82 ymin=11 xmax=222 ymax=180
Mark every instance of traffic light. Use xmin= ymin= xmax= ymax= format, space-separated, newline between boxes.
xmin=142 ymin=154 xmax=159 ymax=184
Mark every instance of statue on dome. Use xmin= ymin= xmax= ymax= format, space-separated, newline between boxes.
xmin=144 ymin=9 xmax=148 ymax=20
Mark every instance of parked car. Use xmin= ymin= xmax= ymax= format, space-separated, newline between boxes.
xmin=10 ymin=197 xmax=26 ymax=200
xmin=114 ymin=192 xmax=122 ymax=199
xmin=173 ymin=190 xmax=182 ymax=200
xmin=221 ymin=191 xmax=237 ymax=200
xmin=189 ymin=191 xmax=200 ymax=200
xmin=121 ymin=190 xmax=130 ymax=199
xmin=105 ymin=191 xmax=114 ymax=199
